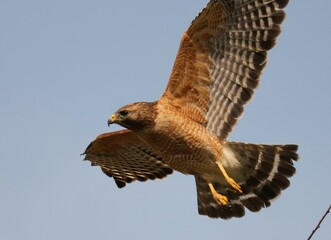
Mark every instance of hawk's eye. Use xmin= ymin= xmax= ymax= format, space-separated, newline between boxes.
xmin=119 ymin=110 xmax=129 ymax=116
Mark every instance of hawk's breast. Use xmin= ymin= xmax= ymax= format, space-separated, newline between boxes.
xmin=137 ymin=103 xmax=223 ymax=175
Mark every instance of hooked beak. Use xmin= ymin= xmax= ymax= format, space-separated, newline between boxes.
xmin=107 ymin=114 xmax=116 ymax=127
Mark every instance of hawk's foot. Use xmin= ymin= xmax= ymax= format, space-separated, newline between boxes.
xmin=226 ymin=177 xmax=242 ymax=193
xmin=213 ymin=192 xmax=228 ymax=205
xmin=208 ymin=182 xmax=228 ymax=205
xmin=216 ymin=162 xmax=242 ymax=193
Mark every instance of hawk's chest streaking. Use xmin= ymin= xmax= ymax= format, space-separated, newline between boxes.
xmin=135 ymin=103 xmax=227 ymax=176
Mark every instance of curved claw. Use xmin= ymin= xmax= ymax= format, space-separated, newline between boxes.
xmin=208 ymin=182 xmax=229 ymax=205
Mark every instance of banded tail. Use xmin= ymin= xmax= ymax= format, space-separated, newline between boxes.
xmin=196 ymin=143 xmax=298 ymax=219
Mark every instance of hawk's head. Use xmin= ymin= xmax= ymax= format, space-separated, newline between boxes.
xmin=108 ymin=101 xmax=157 ymax=131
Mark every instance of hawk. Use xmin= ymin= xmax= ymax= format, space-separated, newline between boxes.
xmin=84 ymin=0 xmax=298 ymax=219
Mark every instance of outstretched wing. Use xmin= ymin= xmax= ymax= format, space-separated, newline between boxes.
xmin=161 ymin=0 xmax=288 ymax=139
xmin=83 ymin=130 xmax=173 ymax=188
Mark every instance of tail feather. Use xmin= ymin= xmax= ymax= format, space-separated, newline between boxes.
xmin=196 ymin=143 xmax=298 ymax=219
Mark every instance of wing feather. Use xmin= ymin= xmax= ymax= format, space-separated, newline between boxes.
xmin=161 ymin=0 xmax=288 ymax=139
xmin=83 ymin=130 xmax=173 ymax=188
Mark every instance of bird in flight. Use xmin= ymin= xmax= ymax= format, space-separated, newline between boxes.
xmin=84 ymin=0 xmax=298 ymax=219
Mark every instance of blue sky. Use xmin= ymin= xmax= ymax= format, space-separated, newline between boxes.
xmin=1 ymin=1 xmax=330 ymax=239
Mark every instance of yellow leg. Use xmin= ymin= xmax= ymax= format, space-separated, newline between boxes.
xmin=216 ymin=162 xmax=242 ymax=193
xmin=208 ymin=182 xmax=228 ymax=205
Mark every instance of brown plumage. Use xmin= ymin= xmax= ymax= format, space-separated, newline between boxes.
xmin=84 ymin=0 xmax=298 ymax=219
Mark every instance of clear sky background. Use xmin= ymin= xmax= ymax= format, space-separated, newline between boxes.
xmin=1 ymin=1 xmax=330 ymax=239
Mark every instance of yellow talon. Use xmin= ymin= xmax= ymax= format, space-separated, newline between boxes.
xmin=208 ymin=182 xmax=229 ymax=205
xmin=216 ymin=162 xmax=242 ymax=193
xmin=227 ymin=177 xmax=242 ymax=193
